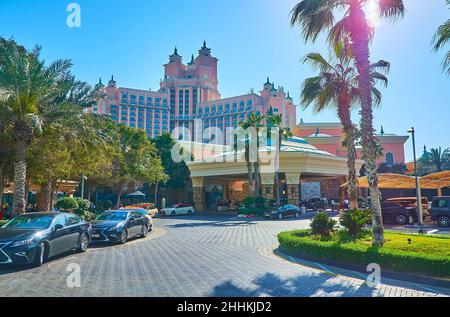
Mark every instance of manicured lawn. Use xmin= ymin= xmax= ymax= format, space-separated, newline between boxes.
xmin=278 ymin=230 xmax=450 ymax=278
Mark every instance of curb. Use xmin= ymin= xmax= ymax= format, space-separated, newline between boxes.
xmin=278 ymin=246 xmax=450 ymax=290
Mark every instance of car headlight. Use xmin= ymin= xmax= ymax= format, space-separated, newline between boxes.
xmin=11 ymin=239 xmax=34 ymax=247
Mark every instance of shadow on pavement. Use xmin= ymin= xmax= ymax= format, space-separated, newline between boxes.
xmin=209 ymin=272 xmax=379 ymax=297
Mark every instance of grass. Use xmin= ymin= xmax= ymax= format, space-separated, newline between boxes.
xmin=0 ymin=220 xmax=8 ymax=226
xmin=278 ymin=230 xmax=450 ymax=278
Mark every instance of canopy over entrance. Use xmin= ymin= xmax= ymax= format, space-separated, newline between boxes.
xmin=343 ymin=171 xmax=450 ymax=195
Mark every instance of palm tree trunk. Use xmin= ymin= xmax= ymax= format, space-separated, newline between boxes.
xmin=349 ymin=0 xmax=384 ymax=246
xmin=254 ymin=161 xmax=260 ymax=197
xmin=346 ymin=127 xmax=359 ymax=209
xmin=337 ymin=94 xmax=359 ymax=210
xmin=116 ymin=187 xmax=123 ymax=208
xmin=37 ymin=181 xmax=52 ymax=211
xmin=12 ymin=138 xmax=27 ymax=215
xmin=154 ymin=182 xmax=159 ymax=205
xmin=247 ymin=162 xmax=253 ymax=197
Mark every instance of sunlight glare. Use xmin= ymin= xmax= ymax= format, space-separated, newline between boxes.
xmin=366 ymin=0 xmax=380 ymax=28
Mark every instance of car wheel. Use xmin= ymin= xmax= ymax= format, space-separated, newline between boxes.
xmin=278 ymin=213 xmax=283 ymax=220
xmin=395 ymin=214 xmax=408 ymax=225
xmin=33 ymin=242 xmax=46 ymax=267
xmin=437 ymin=216 xmax=450 ymax=227
xmin=140 ymin=225 xmax=149 ymax=238
xmin=187 ymin=209 xmax=193 ymax=215
xmin=171 ymin=211 xmax=176 ymax=216
xmin=119 ymin=229 xmax=128 ymax=244
xmin=77 ymin=233 xmax=89 ymax=253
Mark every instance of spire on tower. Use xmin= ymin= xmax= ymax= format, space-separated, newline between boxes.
xmin=108 ymin=75 xmax=116 ymax=88
xmin=169 ymin=47 xmax=182 ymax=63
xmin=188 ymin=54 xmax=195 ymax=66
xmin=199 ymin=41 xmax=212 ymax=56
xmin=380 ymin=125 xmax=385 ymax=136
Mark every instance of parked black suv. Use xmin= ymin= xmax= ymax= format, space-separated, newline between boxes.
xmin=380 ymin=201 xmax=417 ymax=225
xmin=430 ymin=196 xmax=450 ymax=227
xmin=306 ymin=198 xmax=329 ymax=211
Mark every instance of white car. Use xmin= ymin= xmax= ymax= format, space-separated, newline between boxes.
xmin=161 ymin=204 xmax=195 ymax=216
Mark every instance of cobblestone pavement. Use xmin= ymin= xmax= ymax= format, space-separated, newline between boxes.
xmin=0 ymin=215 xmax=449 ymax=297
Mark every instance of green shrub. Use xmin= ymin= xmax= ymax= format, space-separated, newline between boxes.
xmin=238 ymin=207 xmax=252 ymax=215
xmin=339 ymin=209 xmax=371 ymax=237
xmin=74 ymin=197 xmax=90 ymax=211
xmin=278 ymin=230 xmax=450 ymax=278
xmin=255 ymin=197 xmax=266 ymax=208
xmin=75 ymin=209 xmax=96 ymax=221
xmin=310 ymin=212 xmax=337 ymax=237
xmin=243 ymin=196 xmax=255 ymax=208
xmin=0 ymin=220 xmax=8 ymax=227
xmin=55 ymin=197 xmax=78 ymax=212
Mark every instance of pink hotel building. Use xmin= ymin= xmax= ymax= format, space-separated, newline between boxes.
xmin=90 ymin=41 xmax=408 ymax=167
xmin=90 ymin=42 xmax=297 ymax=144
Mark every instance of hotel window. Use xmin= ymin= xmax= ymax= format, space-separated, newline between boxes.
xmin=247 ymin=100 xmax=253 ymax=110
xmin=218 ymin=104 xmax=223 ymax=114
xmin=130 ymin=95 xmax=136 ymax=105
xmin=386 ymin=152 xmax=394 ymax=166
xmin=232 ymin=103 xmax=237 ymax=112
xmin=239 ymin=101 xmax=245 ymax=111
xmin=225 ymin=103 xmax=230 ymax=113
xmin=212 ymin=105 xmax=216 ymax=114
xmin=139 ymin=96 xmax=144 ymax=105
xmin=192 ymin=87 xmax=198 ymax=115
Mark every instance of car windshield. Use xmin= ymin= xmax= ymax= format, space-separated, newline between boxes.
xmin=2 ymin=214 xmax=54 ymax=230
xmin=97 ymin=212 xmax=128 ymax=221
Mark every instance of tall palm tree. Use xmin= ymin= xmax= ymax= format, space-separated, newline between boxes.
xmin=247 ymin=113 xmax=265 ymax=198
xmin=432 ymin=0 xmax=450 ymax=75
xmin=0 ymin=38 xmax=71 ymax=215
xmin=291 ymin=0 xmax=405 ymax=246
xmin=301 ymin=42 xmax=389 ymax=209
xmin=238 ymin=120 xmax=254 ymax=197
xmin=418 ymin=147 xmax=450 ymax=175
xmin=266 ymin=113 xmax=293 ymax=205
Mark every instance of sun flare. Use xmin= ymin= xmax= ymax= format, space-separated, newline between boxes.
xmin=366 ymin=0 xmax=380 ymax=27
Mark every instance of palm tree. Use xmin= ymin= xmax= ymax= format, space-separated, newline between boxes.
xmin=301 ymin=42 xmax=389 ymax=209
xmin=0 ymin=38 xmax=71 ymax=215
xmin=291 ymin=0 xmax=405 ymax=246
xmin=432 ymin=0 xmax=450 ymax=75
xmin=247 ymin=113 xmax=265 ymax=198
xmin=238 ymin=120 xmax=254 ymax=197
xmin=418 ymin=147 xmax=450 ymax=175
xmin=266 ymin=113 xmax=293 ymax=205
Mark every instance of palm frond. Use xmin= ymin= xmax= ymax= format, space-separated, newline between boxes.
xmin=303 ymin=53 xmax=334 ymax=72
xmin=377 ymin=0 xmax=406 ymax=21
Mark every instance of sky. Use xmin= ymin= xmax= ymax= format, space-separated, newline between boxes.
xmin=0 ymin=0 xmax=448 ymax=162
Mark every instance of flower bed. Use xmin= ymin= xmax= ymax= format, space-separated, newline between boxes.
xmin=278 ymin=230 xmax=450 ymax=278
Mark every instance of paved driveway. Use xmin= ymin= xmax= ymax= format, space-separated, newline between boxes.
xmin=0 ymin=215 xmax=448 ymax=297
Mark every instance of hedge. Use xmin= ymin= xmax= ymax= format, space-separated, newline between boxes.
xmin=278 ymin=230 xmax=450 ymax=278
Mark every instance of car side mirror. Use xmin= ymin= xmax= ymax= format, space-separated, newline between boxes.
xmin=54 ymin=224 xmax=64 ymax=231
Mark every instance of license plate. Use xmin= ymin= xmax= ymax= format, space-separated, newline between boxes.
xmin=92 ymin=234 xmax=101 ymax=238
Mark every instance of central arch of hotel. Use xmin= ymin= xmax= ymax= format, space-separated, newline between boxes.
xmin=186 ymin=137 xmax=362 ymax=212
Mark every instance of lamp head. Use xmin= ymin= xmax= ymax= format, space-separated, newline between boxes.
xmin=407 ymin=127 xmax=415 ymax=134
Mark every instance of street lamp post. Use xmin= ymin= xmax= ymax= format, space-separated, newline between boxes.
xmin=81 ymin=174 xmax=88 ymax=200
xmin=407 ymin=127 xmax=424 ymax=227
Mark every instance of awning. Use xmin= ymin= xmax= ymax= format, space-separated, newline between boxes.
xmin=342 ymin=171 xmax=450 ymax=192
xmin=126 ymin=191 xmax=146 ymax=197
